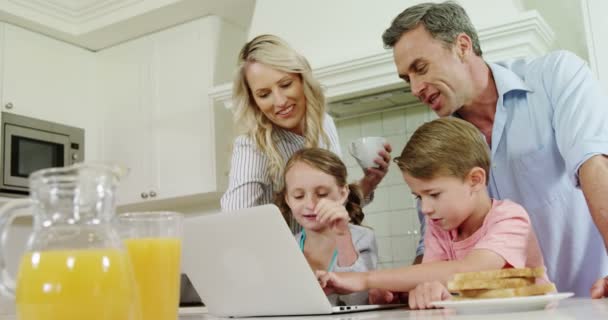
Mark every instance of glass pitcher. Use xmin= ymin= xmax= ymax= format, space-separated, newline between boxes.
xmin=0 ymin=163 xmax=140 ymax=320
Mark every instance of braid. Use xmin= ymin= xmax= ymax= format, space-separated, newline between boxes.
xmin=345 ymin=183 xmax=364 ymax=225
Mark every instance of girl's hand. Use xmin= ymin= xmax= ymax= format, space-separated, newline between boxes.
xmin=408 ymin=281 xmax=451 ymax=310
xmin=314 ymin=198 xmax=349 ymax=235
xmin=368 ymin=289 xmax=403 ymax=304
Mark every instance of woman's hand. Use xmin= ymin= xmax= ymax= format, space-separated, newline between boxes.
xmin=408 ymin=281 xmax=451 ymax=310
xmin=314 ymin=198 xmax=350 ymax=235
xmin=360 ymin=143 xmax=392 ymax=198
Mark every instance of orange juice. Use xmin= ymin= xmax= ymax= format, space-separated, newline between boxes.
xmin=124 ymin=238 xmax=181 ymax=320
xmin=15 ymin=249 xmax=139 ymax=320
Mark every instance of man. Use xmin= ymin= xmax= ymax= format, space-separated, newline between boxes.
xmin=382 ymin=1 xmax=608 ymax=297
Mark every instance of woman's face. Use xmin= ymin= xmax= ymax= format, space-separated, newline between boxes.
xmin=245 ymin=62 xmax=307 ymax=134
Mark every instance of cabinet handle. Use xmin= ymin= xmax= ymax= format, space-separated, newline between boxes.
xmin=5 ymin=102 xmax=13 ymax=109
xmin=141 ymin=192 xmax=149 ymax=199
xmin=149 ymin=191 xmax=157 ymax=198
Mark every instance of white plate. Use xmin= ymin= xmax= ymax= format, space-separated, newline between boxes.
xmin=431 ymin=292 xmax=574 ymax=314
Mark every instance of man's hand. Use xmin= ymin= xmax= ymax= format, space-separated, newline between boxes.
xmin=408 ymin=281 xmax=451 ymax=310
xmin=316 ymin=271 xmax=367 ymax=295
xmin=591 ymin=276 xmax=608 ymax=298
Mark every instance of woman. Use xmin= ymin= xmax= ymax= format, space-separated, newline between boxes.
xmin=220 ymin=34 xmax=390 ymax=229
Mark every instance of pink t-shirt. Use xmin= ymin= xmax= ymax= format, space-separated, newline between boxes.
xmin=422 ymin=199 xmax=549 ymax=282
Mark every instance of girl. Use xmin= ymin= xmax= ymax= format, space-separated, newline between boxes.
xmin=275 ymin=148 xmax=378 ymax=305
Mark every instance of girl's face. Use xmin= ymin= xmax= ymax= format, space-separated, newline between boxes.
xmin=284 ymin=161 xmax=348 ymax=232
xmin=245 ymin=62 xmax=307 ymax=135
xmin=402 ymin=171 xmax=479 ymax=231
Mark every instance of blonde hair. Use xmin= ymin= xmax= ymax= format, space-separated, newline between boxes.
xmin=233 ymin=34 xmax=329 ymax=188
xmin=275 ymin=148 xmax=364 ymax=227
xmin=394 ymin=118 xmax=490 ymax=183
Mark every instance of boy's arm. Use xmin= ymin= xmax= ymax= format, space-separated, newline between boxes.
xmin=318 ymin=249 xmax=505 ymax=294
xmin=365 ymin=249 xmax=505 ymax=291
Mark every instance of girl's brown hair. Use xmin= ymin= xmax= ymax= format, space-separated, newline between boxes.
xmin=275 ymin=148 xmax=364 ymax=228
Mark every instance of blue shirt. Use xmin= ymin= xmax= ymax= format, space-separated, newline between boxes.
xmin=416 ymin=50 xmax=608 ymax=297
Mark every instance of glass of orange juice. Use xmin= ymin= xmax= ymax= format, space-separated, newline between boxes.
xmin=116 ymin=212 xmax=183 ymax=320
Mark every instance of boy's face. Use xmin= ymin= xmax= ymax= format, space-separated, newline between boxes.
xmin=402 ymin=172 xmax=477 ymax=231
xmin=284 ymin=161 xmax=349 ymax=232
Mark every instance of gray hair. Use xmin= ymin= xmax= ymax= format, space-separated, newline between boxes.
xmin=382 ymin=1 xmax=482 ymax=56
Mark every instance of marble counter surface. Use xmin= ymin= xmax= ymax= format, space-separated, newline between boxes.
xmin=1 ymin=298 xmax=606 ymax=320
xmin=181 ymin=298 xmax=607 ymax=320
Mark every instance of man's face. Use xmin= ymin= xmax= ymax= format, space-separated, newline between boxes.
xmin=393 ymin=25 xmax=473 ymax=117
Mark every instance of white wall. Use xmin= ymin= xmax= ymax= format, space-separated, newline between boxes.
xmin=523 ymin=0 xmax=588 ymax=60
xmin=582 ymin=0 xmax=608 ymax=93
xmin=248 ymin=0 xmax=526 ymax=69
xmin=337 ymin=105 xmax=437 ymax=268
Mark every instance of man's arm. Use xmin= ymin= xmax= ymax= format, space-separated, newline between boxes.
xmin=579 ymin=154 xmax=608 ymax=298
xmin=578 ymin=154 xmax=608 ymax=251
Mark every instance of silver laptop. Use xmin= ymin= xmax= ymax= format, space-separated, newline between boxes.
xmin=181 ymin=204 xmax=405 ymax=317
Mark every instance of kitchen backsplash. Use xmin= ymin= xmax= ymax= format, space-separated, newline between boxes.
xmin=336 ymin=104 xmax=437 ymax=269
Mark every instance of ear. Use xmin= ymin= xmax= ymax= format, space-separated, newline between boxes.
xmin=454 ymin=32 xmax=473 ymax=60
xmin=338 ymin=184 xmax=350 ymax=205
xmin=466 ymin=167 xmax=486 ymax=191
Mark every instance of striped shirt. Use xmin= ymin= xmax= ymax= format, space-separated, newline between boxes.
xmin=220 ymin=113 xmax=342 ymax=216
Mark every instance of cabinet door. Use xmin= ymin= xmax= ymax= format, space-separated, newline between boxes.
xmin=0 ymin=24 xmax=101 ymax=160
xmin=98 ymin=38 xmax=155 ymax=205
xmin=150 ymin=19 xmax=216 ymax=200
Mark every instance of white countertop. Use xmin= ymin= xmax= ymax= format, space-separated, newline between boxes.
xmin=1 ymin=298 xmax=606 ymax=319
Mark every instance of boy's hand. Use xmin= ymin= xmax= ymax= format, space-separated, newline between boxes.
xmin=408 ymin=281 xmax=451 ymax=310
xmin=316 ymin=271 xmax=367 ymax=295
xmin=314 ymin=199 xmax=349 ymax=235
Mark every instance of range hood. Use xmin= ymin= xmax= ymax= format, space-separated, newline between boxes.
xmin=327 ymin=86 xmax=420 ymax=120
xmin=210 ymin=11 xmax=555 ymax=119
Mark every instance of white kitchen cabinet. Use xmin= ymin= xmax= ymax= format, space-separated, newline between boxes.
xmin=0 ymin=23 xmax=102 ymax=161
xmin=97 ymin=36 xmax=156 ymax=205
xmin=100 ymin=16 xmax=241 ymax=207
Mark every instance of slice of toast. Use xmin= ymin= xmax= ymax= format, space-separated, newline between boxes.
xmin=452 ymin=267 xmax=545 ymax=282
xmin=457 ymin=282 xmax=557 ymax=299
xmin=452 ymin=267 xmax=545 ymax=281
xmin=447 ymin=277 xmax=534 ymax=291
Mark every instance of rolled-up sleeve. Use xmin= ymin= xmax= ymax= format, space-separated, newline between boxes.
xmin=546 ymin=51 xmax=608 ymax=186
xmin=220 ymin=135 xmax=273 ymax=211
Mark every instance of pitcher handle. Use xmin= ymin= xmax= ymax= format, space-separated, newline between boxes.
xmin=0 ymin=199 xmax=34 ymax=298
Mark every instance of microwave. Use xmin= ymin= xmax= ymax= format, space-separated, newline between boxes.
xmin=0 ymin=112 xmax=84 ymax=195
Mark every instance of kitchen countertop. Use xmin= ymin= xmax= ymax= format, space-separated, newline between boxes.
xmin=1 ymin=298 xmax=606 ymax=319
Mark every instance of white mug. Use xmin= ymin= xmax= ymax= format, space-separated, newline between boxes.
xmin=348 ymin=137 xmax=387 ymax=169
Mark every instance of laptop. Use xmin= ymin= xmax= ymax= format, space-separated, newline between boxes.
xmin=181 ymin=204 xmax=406 ymax=317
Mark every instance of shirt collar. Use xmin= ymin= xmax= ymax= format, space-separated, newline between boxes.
xmin=487 ymin=62 xmax=533 ymax=100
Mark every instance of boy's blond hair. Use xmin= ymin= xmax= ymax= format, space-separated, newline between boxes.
xmin=394 ymin=117 xmax=490 ymax=183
